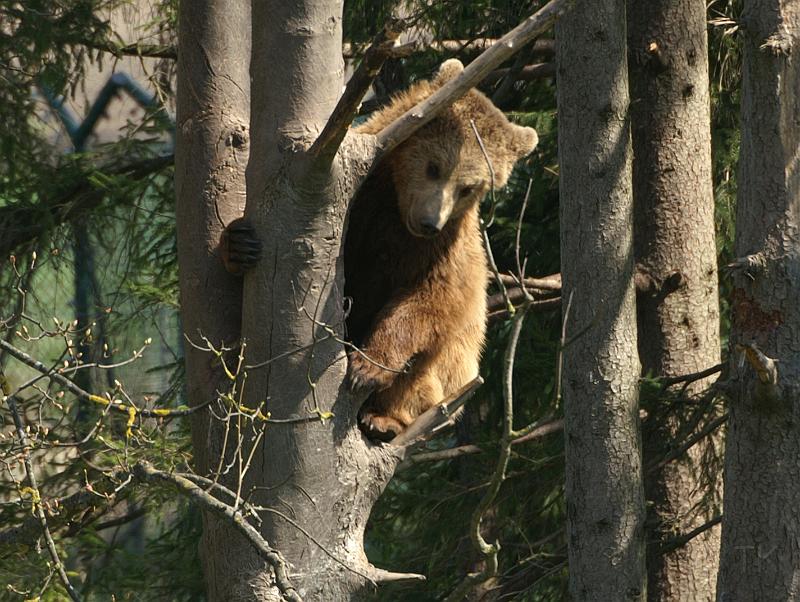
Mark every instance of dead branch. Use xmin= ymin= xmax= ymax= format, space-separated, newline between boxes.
xmin=375 ymin=0 xmax=573 ymax=156
xmin=659 ymin=363 xmax=724 ymax=389
xmin=647 ymin=413 xmax=729 ymax=474
xmin=484 ymin=62 xmax=556 ymax=85
xmin=726 ymin=252 xmax=767 ymax=277
xmin=658 ymin=515 xmax=722 ymax=556
xmin=401 ymin=417 xmax=563 ymax=469
xmin=737 ymin=342 xmax=779 ymax=385
xmin=491 ymin=44 xmax=536 ymax=107
xmin=496 ymin=272 xmax=561 ymax=291
xmin=311 ymin=19 xmax=406 ymax=159
xmin=83 ymin=39 xmax=178 ymax=60
xmin=392 ymin=376 xmax=484 ymax=447
xmin=343 ymin=37 xmax=555 ymax=60
xmin=132 ymin=462 xmax=302 ymax=602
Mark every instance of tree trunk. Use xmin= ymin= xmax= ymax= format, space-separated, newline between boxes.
xmin=173 ymin=0 xmax=253 ymax=598
xmin=231 ymin=1 xmax=398 ymax=599
xmin=627 ymin=1 xmax=722 ymax=599
xmin=556 ymin=2 xmax=646 ymax=599
xmin=717 ymin=2 xmax=800 ymax=599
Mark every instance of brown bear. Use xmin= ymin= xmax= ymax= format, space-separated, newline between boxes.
xmin=223 ymin=59 xmax=538 ymax=442
xmin=342 ymin=59 xmax=537 ymax=440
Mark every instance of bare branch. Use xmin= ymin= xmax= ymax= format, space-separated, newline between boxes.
xmin=483 ymin=62 xmax=556 ymax=85
xmin=365 ymin=567 xmax=426 ymax=584
xmin=401 ymin=417 xmax=563 ymax=469
xmin=1 ymin=378 xmax=82 ymax=601
xmin=83 ymin=39 xmax=178 ymax=60
xmin=311 ymin=19 xmax=406 ymax=160
xmin=392 ymin=376 xmax=484 ymax=447
xmin=659 ymin=363 xmax=724 ymax=390
xmin=496 ymin=272 xmax=561 ymax=291
xmin=0 ymin=338 xmax=210 ymax=419
xmin=375 ymin=0 xmax=572 ymax=156
xmin=658 ymin=515 xmax=723 ymax=557
xmin=132 ymin=462 xmax=302 ymax=602
xmin=343 ymin=37 xmax=555 ymax=60
xmin=647 ymin=413 xmax=729 ymax=474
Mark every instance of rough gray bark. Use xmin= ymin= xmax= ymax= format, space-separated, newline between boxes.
xmin=627 ymin=1 xmax=722 ymax=599
xmin=173 ymin=0 xmax=253 ymax=598
xmin=233 ymin=1 xmax=399 ymax=599
xmin=716 ymin=2 xmax=800 ymax=600
xmin=556 ymin=1 xmax=646 ymax=599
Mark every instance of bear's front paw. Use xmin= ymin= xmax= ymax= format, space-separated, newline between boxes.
xmin=359 ymin=410 xmax=405 ymax=442
xmin=347 ymin=350 xmax=400 ymax=394
xmin=220 ymin=218 xmax=262 ymax=275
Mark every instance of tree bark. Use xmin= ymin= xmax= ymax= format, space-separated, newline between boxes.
xmin=556 ymin=2 xmax=646 ymax=599
xmin=716 ymin=2 xmax=800 ymax=600
xmin=173 ymin=0 xmax=252 ymax=598
xmin=627 ymin=1 xmax=722 ymax=599
xmin=233 ymin=1 xmax=398 ymax=599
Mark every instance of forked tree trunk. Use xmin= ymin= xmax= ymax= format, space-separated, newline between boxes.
xmin=556 ymin=2 xmax=646 ymax=599
xmin=716 ymin=2 xmax=800 ymax=599
xmin=176 ymin=0 xmax=569 ymax=598
xmin=627 ymin=1 xmax=722 ymax=599
xmin=233 ymin=1 xmax=396 ymax=599
xmin=173 ymin=0 xmax=253 ymax=597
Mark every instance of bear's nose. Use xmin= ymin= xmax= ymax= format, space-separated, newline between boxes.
xmin=419 ymin=219 xmax=442 ymax=236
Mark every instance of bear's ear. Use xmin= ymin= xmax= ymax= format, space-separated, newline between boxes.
xmin=434 ymin=59 xmax=465 ymax=85
xmin=490 ymin=124 xmax=539 ymax=189
xmin=509 ymin=124 xmax=539 ymax=159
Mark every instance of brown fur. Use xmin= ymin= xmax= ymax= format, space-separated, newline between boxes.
xmin=346 ymin=59 xmax=538 ymax=440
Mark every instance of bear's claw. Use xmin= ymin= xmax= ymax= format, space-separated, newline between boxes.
xmin=359 ymin=410 xmax=404 ymax=442
xmin=346 ymin=351 xmax=397 ymax=393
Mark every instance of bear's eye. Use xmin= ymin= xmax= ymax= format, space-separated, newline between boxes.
xmin=458 ymin=185 xmax=474 ymax=198
xmin=426 ymin=162 xmax=441 ymax=180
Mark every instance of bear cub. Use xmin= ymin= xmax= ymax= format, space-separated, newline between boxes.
xmin=223 ymin=59 xmax=538 ymax=442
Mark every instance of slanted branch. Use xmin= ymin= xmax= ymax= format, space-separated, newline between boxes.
xmin=310 ymin=19 xmax=406 ymax=160
xmin=375 ymin=0 xmax=572 ymax=156
xmin=392 ymin=376 xmax=484 ymax=447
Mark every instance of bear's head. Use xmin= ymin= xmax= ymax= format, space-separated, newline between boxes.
xmin=360 ymin=59 xmax=538 ymax=238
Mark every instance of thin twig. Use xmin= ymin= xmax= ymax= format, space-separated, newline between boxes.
xmin=132 ymin=462 xmax=302 ymax=602
xmin=468 ymin=120 xmax=514 ymax=316
xmin=401 ymin=417 xmax=563 ymax=469
xmin=446 ymin=300 xmax=532 ymax=601
xmin=0 ymin=339 xmax=211 ymax=419
xmin=1 ymin=375 xmax=82 ymax=601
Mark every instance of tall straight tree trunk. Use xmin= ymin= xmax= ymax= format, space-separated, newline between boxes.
xmin=556 ymin=2 xmax=646 ymax=599
xmin=173 ymin=0 xmax=252 ymax=597
xmin=717 ymin=2 xmax=800 ymax=599
xmin=627 ymin=1 xmax=722 ymax=600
